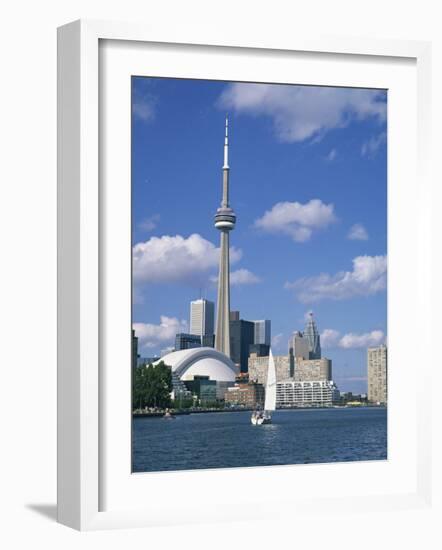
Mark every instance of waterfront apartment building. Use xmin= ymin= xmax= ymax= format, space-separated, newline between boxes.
xmin=367 ymin=344 xmax=388 ymax=404
xmin=225 ymin=382 xmax=265 ymax=408
xmin=294 ymin=358 xmax=332 ymax=382
xmin=253 ymin=320 xmax=271 ymax=346
xmin=277 ymin=380 xmax=340 ymax=408
xmin=190 ymin=299 xmax=215 ymax=343
xmin=248 ymin=353 xmax=291 ymax=385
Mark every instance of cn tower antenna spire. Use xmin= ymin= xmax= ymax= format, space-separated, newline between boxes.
xmin=223 ymin=115 xmax=229 ymax=171
xmin=221 ymin=115 xmax=230 ymax=207
xmin=214 ymin=117 xmax=236 ymax=357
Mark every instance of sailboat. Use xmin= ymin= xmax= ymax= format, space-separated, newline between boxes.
xmin=251 ymin=349 xmax=276 ymax=425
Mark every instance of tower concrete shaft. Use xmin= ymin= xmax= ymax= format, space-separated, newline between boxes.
xmin=215 ymin=230 xmax=231 ymax=354
xmin=214 ymin=117 xmax=236 ymax=357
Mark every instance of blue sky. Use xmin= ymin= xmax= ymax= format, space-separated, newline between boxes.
xmin=132 ymin=77 xmax=387 ymax=394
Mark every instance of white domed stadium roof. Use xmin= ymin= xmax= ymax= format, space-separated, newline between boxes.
xmin=157 ymin=347 xmax=238 ymax=382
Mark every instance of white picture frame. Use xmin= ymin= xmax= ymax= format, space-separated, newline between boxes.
xmin=57 ymin=19 xmax=433 ymax=531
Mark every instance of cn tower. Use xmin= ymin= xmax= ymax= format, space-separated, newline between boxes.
xmin=214 ymin=117 xmax=236 ymax=357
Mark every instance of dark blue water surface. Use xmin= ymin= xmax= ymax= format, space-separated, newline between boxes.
xmin=132 ymin=407 xmax=387 ymax=473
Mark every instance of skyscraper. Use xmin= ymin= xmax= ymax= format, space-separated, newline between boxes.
xmin=190 ymin=298 xmax=215 ymax=345
xmin=304 ymin=312 xmax=321 ymax=359
xmin=132 ymin=329 xmax=139 ymax=372
xmin=175 ymin=333 xmax=202 ymax=351
xmin=249 ymin=343 xmax=270 ymax=357
xmin=288 ymin=331 xmax=309 ymax=361
xmin=253 ymin=320 xmax=271 ymax=346
xmin=214 ymin=117 xmax=236 ymax=357
xmin=367 ymin=344 xmax=387 ymax=404
xmin=230 ymin=317 xmax=255 ymax=373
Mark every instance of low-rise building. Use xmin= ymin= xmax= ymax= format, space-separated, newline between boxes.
xmin=184 ymin=375 xmax=217 ymax=404
xmin=170 ymin=372 xmax=192 ymax=401
xmin=216 ymin=381 xmax=236 ymax=400
xmin=225 ymin=383 xmax=265 ymax=408
xmin=277 ymin=380 xmax=339 ymax=408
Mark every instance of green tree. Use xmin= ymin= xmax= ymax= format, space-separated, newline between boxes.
xmin=133 ymin=364 xmax=147 ymax=410
xmin=132 ymin=361 xmax=172 ymax=410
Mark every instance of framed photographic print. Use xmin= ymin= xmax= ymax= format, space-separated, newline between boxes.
xmin=130 ymin=76 xmax=388 ymax=473
xmin=57 ymin=20 xmax=433 ymax=530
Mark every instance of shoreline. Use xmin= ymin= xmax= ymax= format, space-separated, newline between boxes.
xmin=133 ymin=407 xmax=254 ymax=418
xmin=133 ymin=404 xmax=386 ymax=418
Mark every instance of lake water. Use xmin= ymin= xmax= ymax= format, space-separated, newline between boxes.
xmin=132 ymin=407 xmax=387 ymax=473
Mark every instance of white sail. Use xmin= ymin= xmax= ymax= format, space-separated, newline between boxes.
xmin=264 ymin=349 xmax=277 ymax=412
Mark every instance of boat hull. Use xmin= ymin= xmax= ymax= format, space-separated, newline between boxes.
xmin=251 ymin=412 xmax=272 ymax=425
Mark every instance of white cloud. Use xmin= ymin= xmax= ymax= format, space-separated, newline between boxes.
xmin=133 ymin=101 xmax=155 ymax=122
xmin=254 ymin=199 xmax=336 ymax=242
xmin=132 ymin=81 xmax=157 ymax=123
xmin=231 ymin=269 xmax=261 ymax=285
xmin=339 ymin=330 xmax=385 ymax=349
xmin=325 ymin=149 xmax=337 ymax=161
xmin=132 ymin=95 xmax=156 ymax=122
xmin=321 ymin=328 xmax=386 ymax=349
xmin=285 ymin=254 xmax=387 ymax=302
xmin=133 ymin=233 xmax=242 ymax=285
xmin=138 ymin=214 xmax=160 ymax=232
xmin=211 ymin=268 xmax=261 ymax=286
xmin=132 ymin=287 xmax=145 ymax=305
xmin=320 ymin=329 xmax=341 ymax=348
xmin=361 ymin=131 xmax=387 ymax=157
xmin=347 ymin=223 xmax=369 ymax=241
xmin=219 ymin=83 xmax=386 ymax=142
xmin=134 ymin=316 xmax=187 ymax=349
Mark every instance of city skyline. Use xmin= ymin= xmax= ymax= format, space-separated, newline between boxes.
xmin=132 ymin=76 xmax=387 ymax=394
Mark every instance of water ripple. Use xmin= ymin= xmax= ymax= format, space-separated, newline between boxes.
xmin=133 ymin=408 xmax=387 ymax=472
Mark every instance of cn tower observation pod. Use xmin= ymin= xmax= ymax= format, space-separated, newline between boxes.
xmin=214 ymin=206 xmax=236 ymax=230
xmin=156 ymin=347 xmax=238 ymax=382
